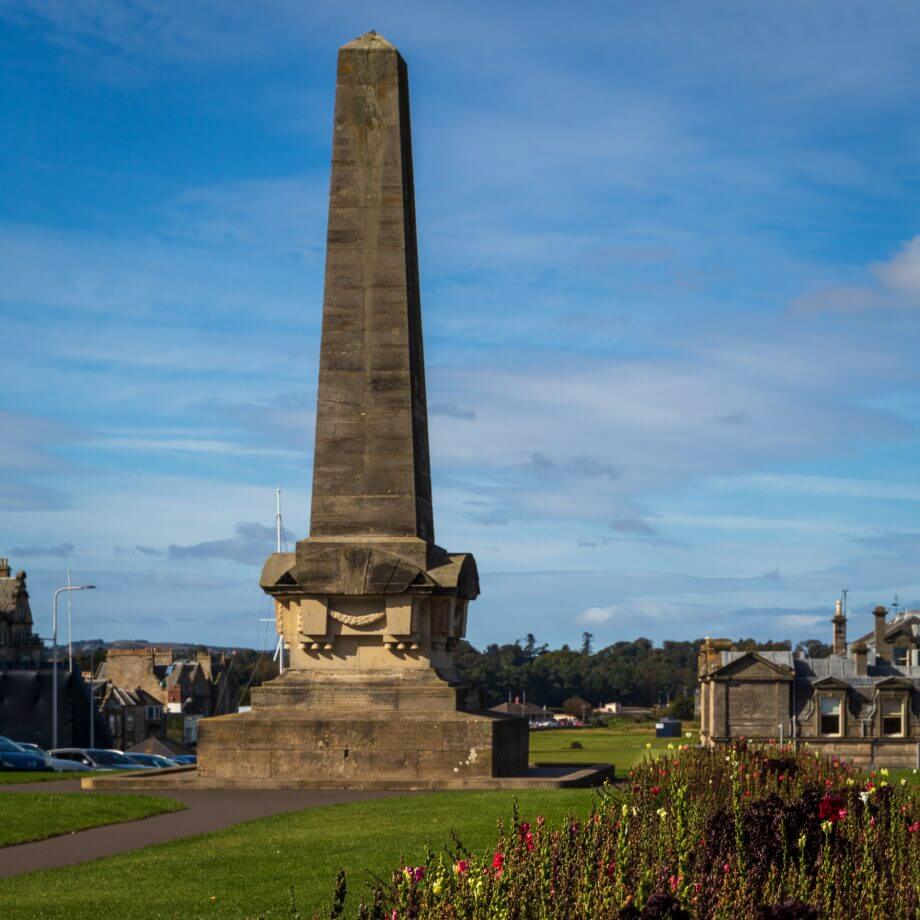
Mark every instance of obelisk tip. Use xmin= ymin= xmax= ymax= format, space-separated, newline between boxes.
xmin=342 ymin=30 xmax=397 ymax=52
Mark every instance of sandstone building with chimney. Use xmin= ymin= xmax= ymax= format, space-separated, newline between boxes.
xmin=95 ymin=646 xmax=237 ymax=746
xmin=699 ymin=601 xmax=920 ymax=768
xmin=0 ymin=559 xmax=43 ymax=667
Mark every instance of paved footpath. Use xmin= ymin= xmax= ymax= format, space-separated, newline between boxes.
xmin=0 ymin=778 xmax=401 ymax=879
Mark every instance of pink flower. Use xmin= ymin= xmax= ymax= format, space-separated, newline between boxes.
xmin=723 ymin=862 xmax=731 ymax=874
xmin=908 ymin=822 xmax=920 ymax=834
xmin=524 ymin=832 xmax=535 ymax=851
xmin=536 ymin=815 xmax=545 ymax=827
xmin=454 ymin=859 xmax=469 ymax=875
xmin=669 ymin=875 xmax=679 ymax=892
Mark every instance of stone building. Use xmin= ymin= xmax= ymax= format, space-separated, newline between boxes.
xmin=99 ymin=684 xmax=165 ymax=751
xmin=0 ymin=559 xmax=43 ymax=667
xmin=699 ymin=602 xmax=920 ymax=768
xmin=95 ymin=646 xmax=237 ymax=729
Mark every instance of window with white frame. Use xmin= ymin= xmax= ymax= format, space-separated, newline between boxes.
xmin=820 ymin=696 xmax=842 ymax=736
xmin=892 ymin=647 xmax=908 ymax=666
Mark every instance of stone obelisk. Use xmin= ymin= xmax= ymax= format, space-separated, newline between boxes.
xmin=196 ymin=32 xmax=528 ymax=787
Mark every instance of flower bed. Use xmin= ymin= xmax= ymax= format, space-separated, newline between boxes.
xmin=327 ymin=743 xmax=919 ymax=919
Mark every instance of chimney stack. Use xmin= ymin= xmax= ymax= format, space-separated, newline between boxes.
xmin=852 ymin=640 xmax=868 ymax=676
xmin=873 ymin=605 xmax=888 ymax=659
xmin=832 ymin=598 xmax=847 ymax=656
xmin=0 ymin=558 xmax=9 ymax=578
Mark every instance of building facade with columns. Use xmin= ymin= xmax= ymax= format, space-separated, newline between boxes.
xmin=699 ymin=602 xmax=920 ymax=768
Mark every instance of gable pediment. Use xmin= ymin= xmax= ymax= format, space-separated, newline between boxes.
xmin=712 ymin=652 xmax=792 ymax=680
xmin=874 ymin=676 xmax=912 ymax=691
xmin=812 ymin=676 xmax=850 ymax=690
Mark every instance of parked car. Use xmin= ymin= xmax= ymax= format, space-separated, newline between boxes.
xmin=125 ymin=753 xmax=179 ymax=769
xmin=48 ymin=748 xmax=148 ymax=771
xmin=170 ymin=754 xmax=197 ymax=765
xmin=14 ymin=741 xmax=93 ymax=772
xmin=0 ymin=736 xmax=51 ymax=772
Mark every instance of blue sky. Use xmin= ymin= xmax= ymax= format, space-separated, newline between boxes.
xmin=4 ymin=1 xmax=920 ymax=652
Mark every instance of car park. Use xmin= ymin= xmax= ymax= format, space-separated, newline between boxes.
xmin=48 ymin=747 xmax=148 ymax=770
xmin=14 ymin=741 xmax=93 ymax=772
xmin=0 ymin=736 xmax=52 ymax=772
xmin=125 ymin=753 xmax=179 ymax=769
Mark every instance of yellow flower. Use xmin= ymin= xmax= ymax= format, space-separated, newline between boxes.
xmin=880 ymin=768 xmax=890 ymax=777
xmin=210 ymin=897 xmax=217 ymax=903
xmin=432 ymin=879 xmax=444 ymax=896
xmin=656 ymin=807 xmax=668 ymax=819
xmin=900 ymin=778 xmax=907 ymax=786
xmin=667 ymin=743 xmax=674 ymax=750
xmin=846 ymin=778 xmax=855 ymax=786
xmin=645 ymin=742 xmax=652 ymax=749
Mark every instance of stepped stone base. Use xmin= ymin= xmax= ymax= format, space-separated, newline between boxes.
xmin=195 ymin=669 xmax=530 ymax=786
xmin=196 ymin=709 xmax=528 ymax=784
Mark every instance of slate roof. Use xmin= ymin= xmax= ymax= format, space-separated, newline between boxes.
xmin=852 ymin=611 xmax=920 ymax=647
xmin=715 ymin=648 xmax=920 ymax=688
xmin=104 ymin=684 xmax=162 ymax=707
xmin=126 ymin=736 xmax=194 ymax=757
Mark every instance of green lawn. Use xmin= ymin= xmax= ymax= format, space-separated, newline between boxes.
xmin=0 ymin=771 xmax=109 ymax=786
xmin=0 ymin=789 xmax=596 ymax=919
xmin=529 ymin=723 xmax=688 ymax=772
xmin=0 ymin=792 xmax=185 ymax=848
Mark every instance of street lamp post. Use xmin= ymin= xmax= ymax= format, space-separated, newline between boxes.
xmin=51 ymin=584 xmax=96 ymax=750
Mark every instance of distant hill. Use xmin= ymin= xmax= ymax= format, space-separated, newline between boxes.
xmin=71 ymin=638 xmax=252 ymax=654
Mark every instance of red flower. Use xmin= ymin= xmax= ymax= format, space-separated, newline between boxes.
xmin=454 ymin=859 xmax=469 ymax=875
xmin=606 ymin=861 xmax=616 ymax=878
xmin=524 ymin=831 xmax=535 ymax=851
xmin=492 ymin=852 xmax=504 ymax=874
xmin=908 ymin=822 xmax=920 ymax=834
xmin=818 ymin=795 xmax=847 ymax=823
xmin=650 ymin=786 xmax=661 ymax=795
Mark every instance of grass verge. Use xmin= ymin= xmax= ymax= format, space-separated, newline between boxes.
xmin=0 ymin=792 xmax=185 ymax=848
xmin=0 ymin=789 xmax=595 ymax=918
xmin=529 ymin=723 xmax=686 ymax=770
xmin=0 ymin=771 xmax=109 ymax=786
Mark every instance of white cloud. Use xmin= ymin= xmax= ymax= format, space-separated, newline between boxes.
xmin=576 ymin=600 xmax=688 ymax=627
xmin=874 ymin=236 xmax=920 ymax=299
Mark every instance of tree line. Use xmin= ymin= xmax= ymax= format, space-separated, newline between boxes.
xmin=454 ymin=633 xmax=830 ymax=713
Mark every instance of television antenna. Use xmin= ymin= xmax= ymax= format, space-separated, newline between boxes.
xmin=258 ymin=489 xmax=288 ymax=674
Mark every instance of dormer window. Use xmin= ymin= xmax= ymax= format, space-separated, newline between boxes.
xmin=820 ymin=696 xmax=842 ymax=736
xmin=881 ymin=698 xmax=905 ymax=736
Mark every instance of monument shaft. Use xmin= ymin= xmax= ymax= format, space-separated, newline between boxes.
xmin=312 ymin=35 xmax=433 ymax=544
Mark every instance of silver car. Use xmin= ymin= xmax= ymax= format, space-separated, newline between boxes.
xmin=15 ymin=742 xmax=93 ymax=772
